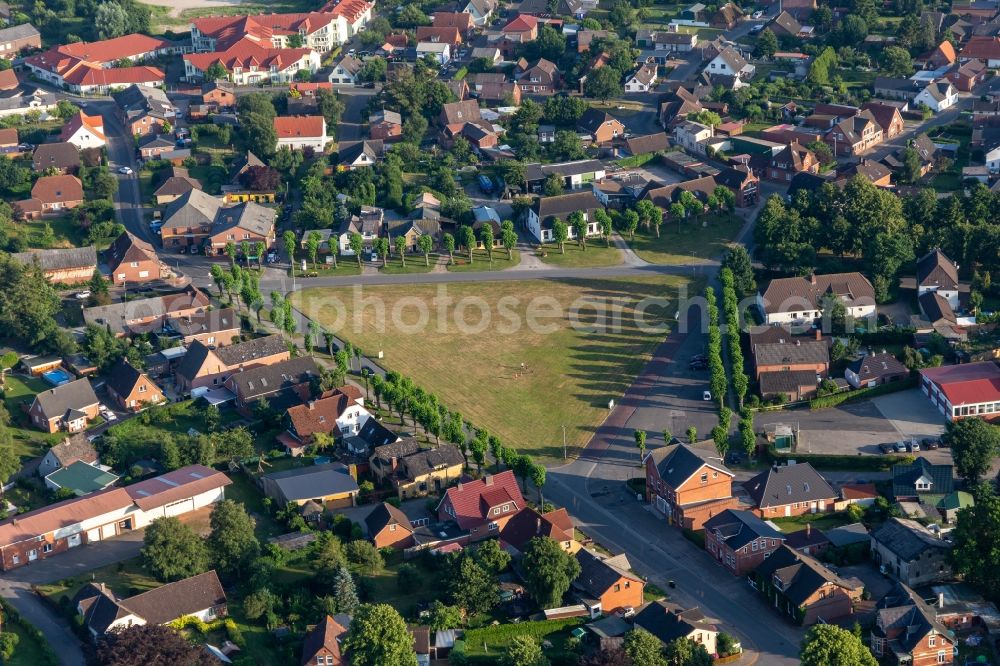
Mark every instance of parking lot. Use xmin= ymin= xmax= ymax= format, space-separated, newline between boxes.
xmin=754 ymin=390 xmax=953 ymax=465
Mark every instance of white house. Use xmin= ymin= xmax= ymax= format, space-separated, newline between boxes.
xmin=756 ymin=272 xmax=877 ymax=326
xmin=463 ymin=0 xmax=496 ymax=26
xmin=672 ymin=120 xmax=712 ymax=155
xmin=273 ymin=115 xmax=329 ymax=152
xmin=526 ymin=191 xmax=604 ymax=243
xmin=624 ymin=63 xmax=658 ymax=93
xmin=183 ymin=46 xmax=320 ymax=85
xmin=329 ymin=55 xmax=363 ymax=85
xmin=705 ymin=47 xmax=754 ymax=80
xmin=916 ymin=249 xmax=960 ymax=311
xmin=60 ymin=112 xmax=106 ymax=150
xmin=914 ymin=80 xmax=958 ymax=112
xmin=416 ymin=41 xmax=451 ymax=65
xmin=336 ymin=206 xmax=382 ymax=254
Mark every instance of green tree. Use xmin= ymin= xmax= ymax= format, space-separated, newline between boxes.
xmin=349 ymin=232 xmax=364 ymax=267
xmin=687 ymin=426 xmax=697 ymax=444
xmin=96 ymin=624 xmax=213 ymax=665
xmin=346 ymin=539 xmax=384 ymax=573
xmin=943 ymin=417 xmax=1000 ymax=483
xmin=427 ymin=601 xmax=463 ymax=631
xmin=342 ymin=604 xmax=418 ymax=666
xmin=584 ymin=65 xmax=624 ymax=101
xmin=664 ymin=638 xmax=711 ymax=666
xmin=207 ymin=500 xmax=259 ymax=578
xmin=720 ymin=246 xmax=756 ymax=296
xmin=333 ymin=564 xmax=360 ymax=613
xmin=950 ymin=483 xmax=1000 ymax=600
xmin=754 ymin=27 xmax=778 ymax=58
xmin=449 ymin=554 xmax=498 ymax=616
xmin=799 ymin=625 xmax=877 ymax=666
xmin=459 ymin=225 xmax=476 ymax=264
xmin=479 ymin=224 xmax=495 ymax=264
xmin=622 ymin=209 xmax=639 ymax=240
xmin=501 ymin=222 xmax=518 ymax=260
xmin=624 ymin=628 xmax=666 ymax=666
xmin=204 ymin=61 xmax=228 ymax=82
xmin=569 ymin=211 xmax=588 ymax=250
xmin=501 ymin=635 xmax=549 ymax=666
xmin=474 ymin=538 xmax=512 ymax=575
xmin=595 ymin=209 xmax=614 ymax=247
xmin=375 ymin=237 xmax=390 ymax=267
xmin=283 ymin=230 xmax=297 ymax=275
xmin=417 ymin=233 xmax=434 ymax=267
xmin=443 ymin=232 xmax=456 ymax=265
xmin=543 ymin=172 xmax=564 ymax=197
xmin=522 ymin=537 xmax=581 ymax=609
xmin=394 ymin=235 xmax=407 ymax=267
xmin=141 ymin=517 xmax=210 ymax=582
xmin=240 ymin=112 xmax=278 ymax=157
xmin=634 ymin=429 xmax=647 ymax=461
xmin=306 ymin=231 xmax=321 ymax=270
xmin=552 ymin=218 xmax=569 ymax=254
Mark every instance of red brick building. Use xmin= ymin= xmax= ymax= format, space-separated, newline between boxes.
xmin=871 ymin=582 xmax=957 ymax=665
xmin=300 ymin=615 xmax=347 ymax=666
xmin=645 ymin=443 xmax=739 ymax=530
xmin=704 ymin=509 xmax=786 ymax=576
xmin=573 ymin=549 xmax=645 ymax=616
xmin=104 ymin=231 xmax=162 ymax=284
xmin=752 ymin=545 xmax=864 ymax=625
xmin=744 ymin=463 xmax=837 ymax=518
xmin=436 ymin=470 xmax=524 ymax=542
xmin=365 ymin=502 xmax=415 ymax=549
xmin=105 ymin=359 xmax=165 ymax=412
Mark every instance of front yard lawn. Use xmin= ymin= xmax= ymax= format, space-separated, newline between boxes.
xmin=629 ymin=214 xmax=744 ymax=264
xmin=377 ymin=256 xmax=436 ymax=274
xmin=2 ymin=374 xmax=63 ymax=459
xmin=447 ymin=249 xmax=521 ymax=272
xmin=537 ymin=243 xmax=622 ymax=267
xmin=770 ymin=511 xmax=854 ymax=534
xmin=37 ymin=557 xmax=159 ymax=606
xmin=460 ymin=617 xmax=585 ymax=658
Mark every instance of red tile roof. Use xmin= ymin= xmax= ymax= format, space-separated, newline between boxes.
xmin=64 ymin=65 xmax=164 ymax=88
xmin=321 ymin=0 xmax=374 ymax=23
xmin=273 ymin=115 xmax=326 ymax=139
xmin=25 ymin=34 xmax=170 ymax=73
xmin=0 ymin=488 xmax=134 ymax=547
xmin=59 ymin=111 xmax=106 ymax=142
xmin=503 ymin=14 xmax=539 ymax=32
xmin=184 ymin=41 xmax=312 ymax=76
xmin=920 ymin=362 xmax=1000 ymax=406
xmin=960 ymin=36 xmax=1000 ymax=61
xmin=193 ymin=12 xmax=347 ymax=50
xmin=286 ymin=391 xmax=355 ymax=439
xmin=841 ymin=483 xmax=877 ymax=500
xmin=125 ymin=464 xmax=231 ymax=511
xmin=439 ymin=470 xmax=524 ymax=530
xmin=31 ymin=174 xmax=83 ymax=204
xmin=0 ymin=69 xmax=18 ymax=90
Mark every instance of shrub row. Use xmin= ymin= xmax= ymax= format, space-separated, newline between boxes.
xmin=808 ymin=375 xmax=917 ymax=409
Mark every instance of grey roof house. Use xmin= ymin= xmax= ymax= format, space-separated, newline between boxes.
xmin=744 ymin=463 xmax=837 ymax=518
xmin=261 ymin=462 xmax=360 ymax=507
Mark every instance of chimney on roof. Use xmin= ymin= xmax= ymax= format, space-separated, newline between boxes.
xmin=810 ymin=274 xmax=817 ymax=285
xmin=806 ymin=522 xmax=811 ymax=537
xmin=939 ymin=592 xmax=945 ymax=609
xmin=815 ymin=329 xmax=822 ymax=341
xmin=485 ymin=475 xmax=494 ymax=486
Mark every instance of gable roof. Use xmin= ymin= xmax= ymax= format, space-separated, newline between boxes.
xmin=12 ymin=246 xmax=96 ymax=273
xmin=759 ymin=272 xmax=875 ymax=315
xmin=574 ymin=548 xmax=642 ymax=600
xmin=440 ymin=99 xmax=482 ymax=125
xmin=31 ymin=174 xmax=83 ymax=204
xmin=891 ymin=457 xmax=954 ymax=498
xmin=846 ymin=352 xmax=908 ymax=383
xmin=31 ymin=378 xmax=99 ymax=421
xmin=713 ymin=46 xmax=749 ymax=73
xmin=227 ymin=355 xmax=320 ymax=401
xmin=301 ymin=615 xmax=347 ymax=665
xmin=46 ymin=434 xmax=98 ymax=467
xmin=437 ymin=470 xmax=524 ymax=530
xmin=119 ymin=570 xmax=226 ymax=626
xmin=395 ymin=444 xmax=465 ymax=483
xmin=162 ymin=188 xmax=224 ymax=230
xmin=286 ymin=388 xmax=361 ymax=439
xmin=104 ymin=231 xmax=157 ymax=273
xmin=33 ymin=142 xmax=80 ymax=171
xmin=875 ymin=581 xmax=952 ymax=654
xmin=918 ymin=291 xmax=955 ymax=325
xmin=916 ymin=248 xmax=959 ymax=291
xmin=499 ymin=506 xmax=574 ymax=552
xmin=59 ymin=111 xmax=106 ymax=143
xmin=174 ymin=334 xmax=286 ymax=383
xmin=274 ymin=115 xmax=326 ymax=140
xmin=634 ymin=601 xmax=716 ymax=645
xmin=125 ymin=464 xmax=232 ymax=511
xmin=0 ymin=487 xmax=134 ymax=546
xmin=703 ymin=509 xmax=785 ymax=550
xmin=532 ymin=191 xmax=602 ymax=221
xmin=871 ymin=518 xmax=951 ymax=561
xmin=577 ymin=107 xmax=623 ymax=134
xmin=648 ymin=443 xmax=733 ymax=489
xmin=754 ymin=545 xmax=861 ymax=604
xmin=744 ymin=463 xmax=836 ymax=508
xmin=625 ymin=132 xmax=669 ymax=156
xmin=365 ymin=501 xmax=414 ymax=537
xmin=754 ymin=339 xmax=829 ymax=367
xmin=263 ymin=462 xmax=360 ymax=501
xmin=919 ymin=362 xmax=1000 ymax=405
xmin=106 ymin=358 xmax=156 ymax=399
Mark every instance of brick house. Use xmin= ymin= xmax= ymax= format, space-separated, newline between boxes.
xmin=436 ymin=470 xmax=524 ymax=542
xmin=861 ymin=102 xmax=905 ymax=139
xmin=845 ymin=351 xmax=909 ymax=389
xmin=203 ymin=201 xmax=276 ymax=256
xmin=279 ymin=386 xmax=369 ymax=455
xmin=29 ymin=174 xmax=84 ymax=212
xmin=201 ymin=80 xmax=236 ymax=109
xmin=767 ymin=142 xmax=819 ymax=182
xmin=38 ymin=434 xmax=98 ymax=478
xmin=0 ymin=23 xmax=41 ymax=56
xmin=714 ymin=164 xmax=760 ymax=207
xmin=515 ymin=58 xmax=560 ymax=94
xmin=573 ymin=548 xmax=645 ymax=616
xmin=105 ymin=359 xmax=164 ymax=412
xmin=499 ymin=507 xmax=577 ymax=558
xmin=32 ymin=142 xmax=80 ymax=174
xmin=164 ymin=307 xmax=240 ymax=348
xmin=174 ymin=335 xmax=290 ymax=393
xmin=104 ymin=231 xmax=162 ymax=284
xmin=300 ymin=615 xmax=347 ymax=666
xmin=644 ymin=443 xmax=739 ymax=530
xmin=704 ymin=509 xmax=787 ymax=576
xmin=826 ymin=109 xmax=883 ymax=156
xmin=83 ymin=285 xmax=209 ymax=337
xmin=947 ymin=58 xmax=988 ymax=92
xmin=28 ymin=379 xmax=100 ymax=433
xmin=365 ymin=502 xmax=415 ymax=549
xmin=633 ymin=602 xmax=719 ymax=657
xmin=744 ymin=463 xmax=837 ymax=518
xmin=871 ymin=582 xmax=957 ymax=666
xmin=224 ymin=356 xmax=319 ymax=416
xmin=113 ymin=84 xmax=175 ymax=138
xmin=369 ymin=439 xmax=465 ymax=499
xmin=369 ymin=109 xmax=402 ymax=142
xmin=578 ymin=108 xmax=626 ymax=145
xmin=752 ymin=545 xmax=864 ymax=625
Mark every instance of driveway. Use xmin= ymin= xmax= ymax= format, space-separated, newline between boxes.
xmin=871 ymin=389 xmax=947 ymax=441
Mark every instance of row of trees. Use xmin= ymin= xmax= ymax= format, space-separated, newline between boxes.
xmin=720 ymin=269 xmax=757 ymax=460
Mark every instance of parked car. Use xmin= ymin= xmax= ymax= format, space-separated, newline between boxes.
xmin=478 ymin=174 xmax=494 ymax=194
xmin=749 ymin=24 xmax=764 ymax=33
xmin=118 ymin=166 xmax=133 ymax=175
xmin=99 ymin=405 xmax=117 ymax=422
xmin=907 ymin=440 xmax=920 ymax=452
xmin=894 ymin=440 xmax=908 ymax=453
xmin=922 ymin=438 xmax=940 ymax=449
xmin=702 ymin=390 xmax=712 ymax=401
xmin=878 ymin=443 xmax=896 ymax=454
xmin=74 ymin=290 xmax=91 ymax=300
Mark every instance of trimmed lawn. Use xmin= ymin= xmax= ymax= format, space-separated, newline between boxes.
xmin=2 ymin=374 xmax=63 ymax=459
xmin=461 ymin=617 xmax=585 ymax=657
xmin=377 ymin=256 xmax=435 ymax=274
xmin=629 ymin=214 xmax=743 ymax=264
xmin=16 ymin=215 xmax=85 ymax=250
xmin=537 ymin=243 xmax=622 ymax=268
xmin=223 ymin=471 xmax=284 ymax=539
xmin=770 ymin=511 xmax=854 ymax=534
xmin=301 ymin=261 xmax=362 ymax=277
xmin=448 ymin=249 xmax=521 ymax=272
xmin=291 ymin=275 xmax=698 ymax=461
xmin=37 ymin=558 xmax=159 ymax=605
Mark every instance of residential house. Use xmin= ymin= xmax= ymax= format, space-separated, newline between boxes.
xmin=673 ymin=120 xmax=713 ymax=155
xmin=633 ymin=601 xmax=719 ymax=656
xmin=624 ymin=63 xmax=658 ymax=93
xmin=343 ymin=416 xmax=398 ymax=457
xmin=624 ymin=132 xmax=669 ymax=157
xmin=711 ymin=2 xmax=743 ymax=29
xmin=917 ymin=249 xmax=960 ymax=312
xmin=826 ymin=109 xmax=883 ymax=156
xmin=0 ymin=465 xmax=231 ymax=570
xmin=758 ymin=368 xmax=821 ymax=402
xmin=766 ymin=142 xmax=819 ymax=182
xmin=0 ymin=23 xmax=40 ymax=55
xmin=32 ymin=142 xmax=80 ymax=174
xmin=160 ymin=189 xmax=271 ymax=253
xmin=83 ymin=285 xmax=210 ymax=337
xmin=104 ymin=231 xmax=162 ymax=285
xmin=338 ymin=139 xmax=383 ymax=168
xmin=947 ymin=58 xmax=988 ymax=91
xmin=500 ymin=15 xmax=538 ymax=55
xmin=329 ymin=55 xmax=363 ymax=85
xmin=113 ymin=84 xmax=175 ymax=137
xmin=744 ymin=463 xmax=837 ymax=518
xmin=635 ymin=29 xmax=696 ymax=52
xmin=463 ymin=0 xmax=496 ymax=26
xmin=174 ymin=334 xmax=290 ymax=393
xmin=756 ymin=272 xmax=877 ymax=325
xmin=369 ymin=109 xmax=402 ymax=141
xmin=752 ymin=545 xmax=864 ymax=625
xmin=225 ymin=355 xmax=320 ymax=414
xmin=204 ymin=201 xmax=276 ymax=256
xmin=223 ymin=151 xmax=277 ymax=203
xmin=416 ymin=26 xmax=463 ymax=47
xmin=75 ymin=570 xmax=227 ymax=638
xmin=280 ymin=386 xmax=369 ymax=455
xmin=918 ymin=362 xmax=1000 ymax=422
xmin=274 ymin=116 xmax=328 ymax=152
xmin=839 ymin=159 xmax=892 ymax=186
xmin=515 ymin=58 xmax=560 ymax=93
xmin=136 ymin=133 xmax=178 ymax=160
xmin=59 ymin=112 xmax=106 ymax=150
xmin=644 ymin=443 xmax=738 ymax=530
xmin=499 ymin=507 xmax=577 ymax=557
xmin=23 ymin=34 xmax=172 ymax=93
xmin=433 ymin=11 xmax=474 ymax=34
xmin=750 ymin=330 xmax=830 ymax=388
xmin=28 ymin=378 xmax=100 ymax=433
xmin=153 ymin=167 xmax=202 ymax=205
xmin=262 ymin=463 xmax=359 ymax=508
xmin=11 ymin=246 xmax=96 ymax=284
xmin=574 ymin=549 xmax=645 ymax=616
xmin=524 ymin=159 xmax=606 ymax=193
xmin=105 ymin=359 xmax=164 ymax=412
xmin=915 ymin=80 xmax=958 ymax=112
xmin=705 ymin=47 xmax=755 ymax=83
xmin=183 ymin=41 xmax=320 ymax=85
xmin=525 ymin=191 xmax=603 ymax=244
xmin=38 ymin=434 xmax=98 ymax=478
xmin=201 ymin=80 xmax=236 ymax=109
xmin=163 ymin=308 xmax=240 ymax=347
xmin=704 ymin=509 xmax=787 ymax=576
xmin=366 ymin=502 xmax=416 ymax=549
xmin=769 ymin=11 xmax=804 ymax=38
xmin=476 ymin=80 xmax=522 ymax=106
xmin=714 ymin=164 xmax=760 ymax=207
xmin=871 ymin=518 xmax=952 ymax=586
xmin=18 ymin=174 xmax=84 ymax=215
xmin=959 ymin=35 xmax=1000 ymax=67
xmin=845 ymin=352 xmax=909 ymax=389
xmin=891 ymin=457 xmax=954 ymax=502
xmin=300 ymin=615 xmax=347 ymax=666
xmin=416 ymin=42 xmax=451 ymax=65
xmin=577 ymin=108 xmax=626 ymax=144
xmin=190 ymin=6 xmax=374 ymax=53
xmin=369 ymin=438 xmax=465 ymax=499
xmin=436 ymin=470 xmax=525 ymax=542
xmin=336 ymin=206 xmax=382 ymax=254
xmin=861 ymin=102 xmax=905 ymax=139
xmin=871 ymin=582 xmax=957 ymax=666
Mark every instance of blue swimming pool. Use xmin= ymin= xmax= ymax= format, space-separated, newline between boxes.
xmin=42 ymin=369 xmax=72 ymax=386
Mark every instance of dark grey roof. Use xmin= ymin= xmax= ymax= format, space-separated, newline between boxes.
xmin=532 ymin=191 xmax=602 ymax=221
xmin=917 ymin=249 xmax=959 ymax=291
xmin=0 ymin=23 xmax=39 ymax=41
xmin=227 ymin=356 xmax=319 ymax=401
xmin=105 ymin=359 xmax=147 ymax=399
xmin=846 ymin=352 xmax=909 ymax=384
xmin=263 ymin=462 xmax=360 ymax=501
xmin=525 ymin=159 xmax=604 ymax=182
xmin=744 ymin=463 xmax=836 ymax=509
xmin=753 ymin=545 xmax=860 ymax=605
xmin=758 ymin=369 xmax=818 ymax=395
xmin=633 ymin=601 xmax=715 ymax=645
xmin=32 ymin=142 xmax=80 ymax=171
xmin=873 ymin=582 xmax=951 ymax=653
xmin=364 ymin=502 xmax=413 ymax=536
xmin=871 ymin=518 xmax=951 ymax=561
xmin=162 ymin=188 xmax=222 ymax=230
xmin=119 ymin=570 xmax=226 ymax=626
xmin=825 ymin=523 xmax=870 ymax=548
xmin=349 ymin=418 xmax=399 ymax=451
xmin=650 ymin=443 xmax=732 ymax=489
xmin=112 ymin=84 xmax=173 ymax=121
xmin=703 ymin=509 xmax=785 ymax=550
xmin=175 ymin=334 xmax=286 ymax=382
xmin=397 ymin=444 xmax=465 ymax=482
xmin=891 ymin=457 xmax=954 ymax=499
xmin=577 ymin=108 xmax=622 ymax=134
xmin=12 ymin=246 xmax=97 ymax=272
xmin=918 ymin=291 xmax=955 ymax=325
xmin=753 ymin=339 xmax=829 ymax=367
xmin=574 ymin=549 xmax=641 ymax=599
xmin=165 ymin=307 xmax=238 ymax=338
xmin=31 ymin=379 xmax=99 ymax=421
xmin=339 ymin=140 xmax=383 ymax=165
xmin=372 ymin=437 xmax=422 ymax=466
xmin=211 ymin=201 xmax=275 ymax=238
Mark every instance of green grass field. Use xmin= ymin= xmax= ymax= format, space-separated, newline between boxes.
xmin=37 ymin=558 xmax=159 ymax=605
xmin=770 ymin=511 xmax=854 ymax=534
xmin=291 ymin=275 xmax=697 ymax=460
xmin=461 ymin=617 xmax=585 ymax=657
xmin=448 ymin=248 xmax=521 ymax=272
xmin=377 ymin=255 xmax=436 ymax=274
xmin=629 ymin=214 xmax=744 ymax=264
xmin=2 ymin=374 xmax=63 ymax=458
xmin=538 ymin=243 xmax=622 ymax=267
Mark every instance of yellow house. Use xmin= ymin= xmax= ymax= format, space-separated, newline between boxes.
xmin=261 ymin=463 xmax=360 ymax=508
xmin=370 ymin=440 xmax=465 ymax=499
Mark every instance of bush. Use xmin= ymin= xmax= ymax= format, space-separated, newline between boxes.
xmin=809 ymin=376 xmax=916 ymax=409
xmin=397 ymin=562 xmax=420 ymax=593
xmin=766 ymin=445 xmax=912 ymax=471
xmin=0 ymin=632 xmax=18 ymax=660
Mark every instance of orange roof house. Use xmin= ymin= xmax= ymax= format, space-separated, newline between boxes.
xmin=23 ymin=34 xmax=170 ymax=92
xmin=59 ymin=111 xmax=106 ymax=150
